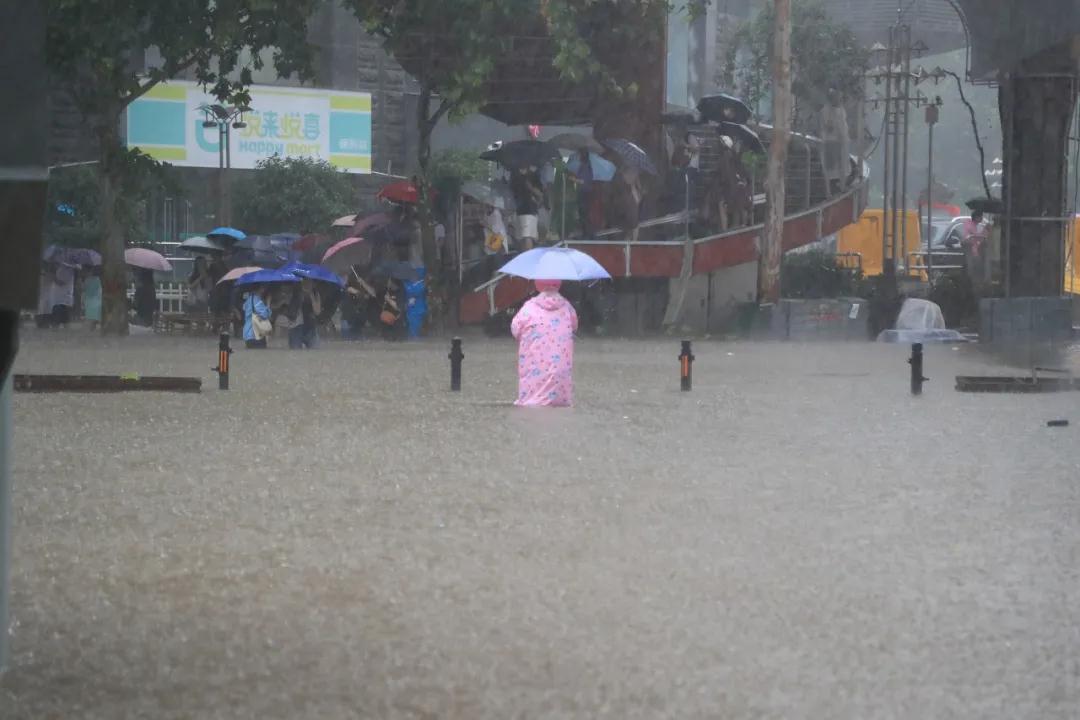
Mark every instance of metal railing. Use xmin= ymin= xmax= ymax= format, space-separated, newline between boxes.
xmin=906 ymin=251 xmax=966 ymax=277
xmin=126 ymin=282 xmax=189 ymax=315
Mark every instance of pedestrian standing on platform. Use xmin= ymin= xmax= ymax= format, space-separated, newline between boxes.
xmin=962 ymin=210 xmax=990 ymax=284
xmin=511 ymin=166 xmax=544 ymax=250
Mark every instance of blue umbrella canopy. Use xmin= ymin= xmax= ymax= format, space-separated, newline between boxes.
xmin=497 ymin=247 xmax=611 ymax=281
xmin=235 ymin=268 xmax=301 ymax=287
xmin=207 ymin=226 xmax=246 ymax=242
xmin=565 ymin=153 xmax=616 ymax=182
xmin=602 ymin=139 xmax=658 ymax=176
xmin=279 ymin=261 xmax=345 ymax=288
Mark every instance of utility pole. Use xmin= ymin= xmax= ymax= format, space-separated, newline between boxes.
xmin=759 ymin=0 xmax=791 ymax=305
xmin=867 ymin=26 xmax=932 ymax=284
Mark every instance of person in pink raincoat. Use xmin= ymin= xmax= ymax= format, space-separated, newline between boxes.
xmin=511 ymin=279 xmax=578 ymax=407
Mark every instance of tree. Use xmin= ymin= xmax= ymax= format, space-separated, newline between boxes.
xmin=759 ymin=0 xmax=791 ymax=304
xmin=233 ymin=155 xmax=357 ymax=235
xmin=46 ymin=0 xmax=319 ymax=335
xmin=724 ymin=0 xmax=867 ymax=127
xmin=342 ymin=1 xmax=535 ymax=272
xmin=344 ymin=1 xmax=709 ymax=274
xmin=45 ymin=158 xmax=180 ymax=250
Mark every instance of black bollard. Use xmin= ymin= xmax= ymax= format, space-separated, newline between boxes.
xmin=679 ymin=340 xmax=694 ymax=392
xmin=214 ymin=332 xmax=232 ymax=390
xmin=908 ymin=342 xmax=928 ymax=396
xmin=449 ymin=337 xmax=463 ymax=392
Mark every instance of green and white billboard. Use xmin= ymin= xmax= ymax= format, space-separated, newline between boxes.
xmin=126 ymin=81 xmax=372 ymax=173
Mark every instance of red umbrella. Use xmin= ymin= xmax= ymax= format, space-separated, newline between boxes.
xmin=376 ymin=181 xmax=436 ymax=204
xmin=377 ymin=181 xmax=420 ymax=204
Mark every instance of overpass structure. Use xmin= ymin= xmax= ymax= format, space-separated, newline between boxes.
xmin=460 ymin=132 xmax=870 ymax=329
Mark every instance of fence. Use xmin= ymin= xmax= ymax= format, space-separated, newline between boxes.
xmin=126 ymin=282 xmax=189 ymax=315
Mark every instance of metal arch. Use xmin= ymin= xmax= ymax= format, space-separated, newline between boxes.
xmin=939 ymin=0 xmax=978 ymax=84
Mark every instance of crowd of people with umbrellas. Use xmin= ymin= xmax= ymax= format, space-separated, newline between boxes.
xmin=34 ymin=93 xmax=766 ymax=351
xmin=457 ymin=93 xmax=766 ymax=287
xmin=36 ymin=211 xmax=431 ymax=347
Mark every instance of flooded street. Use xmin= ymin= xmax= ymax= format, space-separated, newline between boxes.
xmin=2 ymin=331 xmax=1079 ymax=718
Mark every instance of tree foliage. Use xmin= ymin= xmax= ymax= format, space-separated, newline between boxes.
xmin=45 ymin=0 xmax=320 ymax=334
xmin=45 ymin=156 xmax=180 ymax=249
xmin=427 ymin=149 xmax=489 ymax=215
xmin=233 ymin=155 xmax=357 ymax=235
xmin=724 ymin=0 xmax=867 ymax=127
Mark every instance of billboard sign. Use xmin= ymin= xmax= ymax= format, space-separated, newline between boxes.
xmin=126 ymin=81 xmax=372 ymax=173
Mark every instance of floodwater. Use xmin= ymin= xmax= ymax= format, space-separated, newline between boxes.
xmin=2 ymin=329 xmax=1079 ymax=718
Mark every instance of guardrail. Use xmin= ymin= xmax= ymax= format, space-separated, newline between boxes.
xmin=126 ymin=282 xmax=189 ymax=315
xmin=906 ymin=251 xmax=966 ymax=276
xmin=461 ymin=155 xmax=871 ymax=322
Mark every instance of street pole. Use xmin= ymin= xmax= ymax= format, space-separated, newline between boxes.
xmin=217 ymin=121 xmax=225 ymax=225
xmin=899 ymin=29 xmax=913 ymax=275
xmin=926 ymin=102 xmax=939 ymax=284
xmin=223 ymin=122 xmax=232 ymax=226
xmin=0 ymin=313 xmax=15 ymax=671
xmin=759 ymin=0 xmax=791 ymax=305
xmin=880 ymin=31 xmax=894 ymax=277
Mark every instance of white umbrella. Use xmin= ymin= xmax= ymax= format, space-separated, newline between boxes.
xmin=497 ymin=247 xmax=611 ymax=281
xmin=179 ymin=236 xmax=226 ymax=254
xmin=124 ymin=248 xmax=173 ymax=272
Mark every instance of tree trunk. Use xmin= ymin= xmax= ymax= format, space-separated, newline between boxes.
xmin=1000 ymin=43 xmax=1078 ymax=297
xmin=759 ymin=0 xmax=791 ymax=304
xmin=416 ymin=86 xmax=438 ymax=274
xmin=98 ymin=122 xmax=129 ymax=336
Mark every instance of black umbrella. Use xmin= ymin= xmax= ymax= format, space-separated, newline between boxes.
xmin=480 ymin=140 xmax=559 ymax=170
xmin=698 ymin=93 xmax=752 ymax=125
xmin=718 ymin=122 xmax=766 ymax=155
xmin=602 ymin=138 xmax=658 ymax=176
xmin=966 ymin=196 xmax=1004 ymax=215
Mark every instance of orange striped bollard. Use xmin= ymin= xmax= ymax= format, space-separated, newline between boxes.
xmin=214 ymin=333 xmax=233 ymax=390
xmin=679 ymin=340 xmax=694 ymax=392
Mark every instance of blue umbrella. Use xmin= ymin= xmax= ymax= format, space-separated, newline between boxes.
xmin=602 ymin=139 xmax=658 ymax=176
xmin=565 ymin=153 xmax=616 ymax=182
xmin=207 ymin=227 xmax=246 ymax=242
xmin=235 ymin=268 xmax=301 ymax=287
xmin=279 ymin=261 xmax=345 ymax=288
xmin=497 ymin=247 xmax=611 ymax=281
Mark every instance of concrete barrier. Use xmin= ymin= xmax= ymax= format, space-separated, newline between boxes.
xmin=768 ymin=298 xmax=870 ymax=341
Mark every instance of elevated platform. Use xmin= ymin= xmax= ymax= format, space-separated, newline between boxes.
xmin=460 ymin=162 xmax=870 ymax=325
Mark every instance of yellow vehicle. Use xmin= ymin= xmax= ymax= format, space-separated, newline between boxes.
xmin=837 ymin=209 xmax=923 ymax=277
xmin=1065 ymin=216 xmax=1080 ymax=294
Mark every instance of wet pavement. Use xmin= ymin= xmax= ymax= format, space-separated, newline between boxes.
xmin=2 ymin=329 xmax=1079 ymax=718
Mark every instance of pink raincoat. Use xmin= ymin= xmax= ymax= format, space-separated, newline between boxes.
xmin=511 ymin=282 xmax=578 ymax=407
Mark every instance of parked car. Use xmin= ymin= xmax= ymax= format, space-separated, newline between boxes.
xmin=926 ymin=216 xmax=969 ymax=250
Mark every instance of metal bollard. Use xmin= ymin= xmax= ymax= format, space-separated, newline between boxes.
xmin=679 ymin=340 xmax=694 ymax=392
xmin=449 ymin=337 xmax=463 ymax=392
xmin=908 ymin=342 xmax=928 ymax=395
xmin=213 ymin=332 xmax=232 ymax=390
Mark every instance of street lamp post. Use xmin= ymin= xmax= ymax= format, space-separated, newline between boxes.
xmin=199 ymin=104 xmax=249 ymax=226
